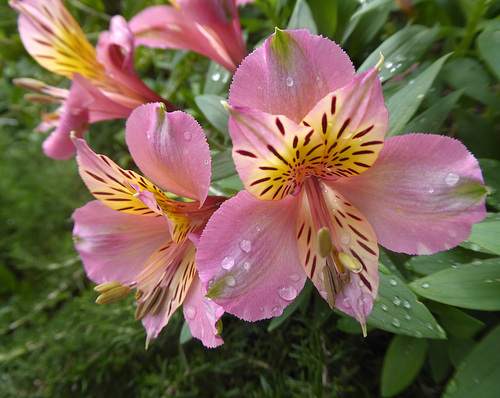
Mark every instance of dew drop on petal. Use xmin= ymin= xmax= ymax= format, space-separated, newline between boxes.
xmin=286 ymin=77 xmax=294 ymax=87
xmin=289 ymin=273 xmax=301 ymax=282
xmin=221 ymin=257 xmax=234 ymax=270
xmin=255 ymin=226 xmax=261 ymax=232
xmin=146 ymin=130 xmax=152 ymax=140
xmin=315 ymin=77 xmax=323 ymax=88
xmin=343 ymin=297 xmax=351 ymax=308
xmin=184 ymin=131 xmax=192 ymax=141
xmin=243 ymin=262 xmax=250 ymax=271
xmin=426 ymin=186 xmax=435 ymax=193
xmin=225 ymin=275 xmax=236 ymax=287
xmin=240 ymin=239 xmax=252 ymax=253
xmin=270 ymin=305 xmax=283 ymax=317
xmin=389 ymin=278 xmax=397 ymax=286
xmin=204 ymin=160 xmax=209 ymax=165
xmin=445 ymin=172 xmax=459 ymax=186
xmin=185 ymin=305 xmax=197 ymax=320
xmin=340 ymin=233 xmax=351 ymax=245
xmin=277 ymin=286 xmax=298 ymax=301
xmin=259 ymin=306 xmax=264 ymax=311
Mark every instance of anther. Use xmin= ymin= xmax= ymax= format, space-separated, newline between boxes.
xmin=134 ymin=286 xmax=163 ymax=320
xmin=149 ymin=286 xmax=169 ymax=316
xmin=322 ymin=266 xmax=337 ymax=309
xmin=215 ymin=319 xmax=223 ymax=336
xmin=95 ymin=285 xmax=131 ymax=305
xmin=338 ymin=252 xmax=363 ymax=273
xmin=317 ymin=227 xmax=334 ymax=258
xmin=94 ymin=281 xmax=123 ymax=293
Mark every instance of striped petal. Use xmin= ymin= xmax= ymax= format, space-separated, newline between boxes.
xmin=296 ymin=179 xmax=379 ymax=327
xmin=72 ymin=136 xmax=216 ymax=243
xmin=11 ymin=0 xmax=105 ymax=82
xmin=227 ymin=105 xmax=324 ymax=200
xmin=302 ymin=61 xmax=388 ymax=179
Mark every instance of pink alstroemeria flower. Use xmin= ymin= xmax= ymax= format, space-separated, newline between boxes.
xmin=11 ymin=0 xmax=176 ymax=160
xmin=72 ymin=103 xmax=225 ymax=348
xmin=129 ymin=0 xmax=253 ymax=73
xmin=195 ymin=30 xmax=487 ymax=333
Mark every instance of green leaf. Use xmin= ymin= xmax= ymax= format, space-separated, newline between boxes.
xmin=268 ymin=280 xmax=313 ymax=332
xmin=443 ymin=324 xmax=500 ymax=398
xmin=306 ymin=0 xmax=337 ymax=37
xmin=426 ymin=302 xmax=485 ymax=339
xmin=477 ymin=21 xmax=500 ymax=81
xmin=467 ymin=221 xmax=500 ymax=255
xmin=409 ymin=258 xmax=500 ymax=310
xmin=179 ymin=321 xmax=193 ymax=345
xmin=358 ymin=25 xmax=439 ymax=83
xmin=194 ymin=94 xmax=229 ymax=134
xmin=405 ymin=246 xmax=496 ymax=276
xmin=211 ymin=150 xmax=237 ymax=182
xmin=368 ymin=264 xmax=446 ymax=338
xmin=441 ymin=57 xmax=500 ymax=108
xmin=428 ymin=340 xmax=452 ymax=383
xmin=401 ymin=89 xmax=463 ymax=135
xmin=381 ymin=335 xmax=428 ymax=397
xmin=479 ymin=159 xmax=500 ymax=211
xmin=385 ymin=53 xmax=452 ymax=137
xmin=287 ymin=0 xmax=318 ymax=34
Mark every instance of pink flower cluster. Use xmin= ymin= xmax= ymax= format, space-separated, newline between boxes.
xmin=12 ymin=1 xmax=487 ymax=347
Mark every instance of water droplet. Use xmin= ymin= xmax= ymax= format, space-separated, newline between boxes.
xmin=225 ymin=275 xmax=236 ymax=287
xmin=446 ymin=378 xmax=458 ymax=395
xmin=222 ymin=73 xmax=230 ymax=84
xmin=359 ymin=280 xmax=365 ymax=287
xmin=211 ymin=72 xmax=221 ymax=81
xmin=417 ymin=93 xmax=424 ymax=99
xmin=390 ymin=67 xmax=396 ymax=73
xmin=422 ymin=282 xmax=430 ymax=288
xmin=270 ymin=305 xmax=283 ymax=316
xmin=426 ymin=186 xmax=435 ymax=193
xmin=221 ymin=257 xmax=234 ymax=270
xmin=204 ymin=160 xmax=209 ymax=165
xmin=445 ymin=172 xmax=459 ymax=186
xmin=385 ymin=62 xmax=394 ymax=69
xmin=408 ymin=79 xmax=415 ymax=85
xmin=393 ymin=296 xmax=401 ymax=306
xmin=289 ymin=273 xmax=301 ymax=282
xmin=243 ymin=262 xmax=250 ymax=271
xmin=426 ymin=323 xmax=434 ymax=330
xmin=259 ymin=306 xmax=264 ymax=311
xmin=185 ymin=305 xmax=197 ymax=320
xmin=403 ymin=300 xmax=411 ymax=309
xmin=340 ymin=233 xmax=351 ymax=245
xmin=184 ymin=131 xmax=191 ymax=141
xmin=286 ymin=77 xmax=294 ymax=87
xmin=484 ymin=279 xmax=493 ymax=284
xmin=415 ymin=331 xmax=423 ymax=338
xmin=381 ymin=304 xmax=388 ymax=311
xmin=255 ymin=226 xmax=261 ymax=232
xmin=146 ymin=130 xmax=152 ymax=140
xmin=315 ymin=77 xmax=323 ymax=88
xmin=405 ymin=314 xmax=412 ymax=320
xmin=240 ymin=239 xmax=251 ymax=253
xmin=389 ymin=278 xmax=397 ymax=286
xmin=277 ymin=286 xmax=298 ymax=301
xmin=343 ymin=297 xmax=351 ymax=308
xmin=392 ymin=318 xmax=401 ymax=327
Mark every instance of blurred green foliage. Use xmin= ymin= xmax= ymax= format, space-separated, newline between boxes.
xmin=1 ymin=0 xmax=499 ymax=397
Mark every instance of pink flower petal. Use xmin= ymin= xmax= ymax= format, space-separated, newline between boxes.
xmin=183 ymin=275 xmax=224 ymax=348
xmin=334 ymin=134 xmax=487 ymax=255
xmin=126 ymin=104 xmax=212 ymax=203
xmin=227 ymin=104 xmax=324 ymax=200
xmin=175 ymin=0 xmax=236 ymax=25
xmin=196 ymin=190 xmax=307 ymax=321
xmin=229 ymin=29 xmax=355 ymax=122
xmin=72 ymin=201 xmax=171 ymax=284
xmin=302 ymin=64 xmax=388 ymax=178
